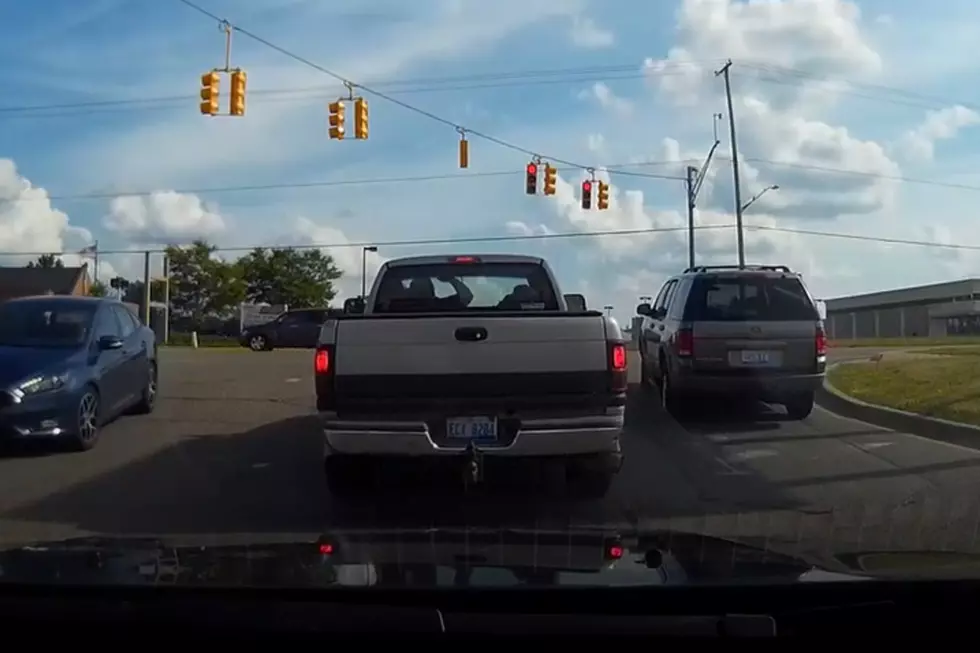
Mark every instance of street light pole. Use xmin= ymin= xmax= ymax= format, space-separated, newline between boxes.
xmin=740 ymin=184 xmax=779 ymax=214
xmin=361 ymin=246 xmax=378 ymax=298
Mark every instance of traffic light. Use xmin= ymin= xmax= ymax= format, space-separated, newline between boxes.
xmin=230 ymin=70 xmax=247 ymax=116
xmin=543 ymin=164 xmax=557 ymax=195
xmin=200 ymin=71 xmax=220 ymax=116
xmin=597 ymin=181 xmax=609 ymax=210
xmin=581 ymin=180 xmax=593 ymax=210
xmin=328 ymin=100 xmax=345 ymax=139
xmin=525 ymin=162 xmax=538 ymax=195
xmin=353 ymin=97 xmax=368 ymax=139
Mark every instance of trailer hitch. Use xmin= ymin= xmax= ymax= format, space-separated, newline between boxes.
xmin=462 ymin=441 xmax=484 ymax=489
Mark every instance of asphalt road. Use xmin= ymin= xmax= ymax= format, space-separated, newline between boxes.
xmin=2 ymin=347 xmax=980 ymax=559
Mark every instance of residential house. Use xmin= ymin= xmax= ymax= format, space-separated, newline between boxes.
xmin=0 ymin=264 xmax=91 ymax=302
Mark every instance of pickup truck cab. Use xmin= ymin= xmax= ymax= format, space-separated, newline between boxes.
xmin=314 ymin=254 xmax=627 ymax=499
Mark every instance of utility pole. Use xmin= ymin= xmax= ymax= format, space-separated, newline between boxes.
xmin=685 ymin=167 xmax=695 ymax=268
xmin=715 ymin=60 xmax=745 ymax=268
xmin=142 ymin=251 xmax=151 ymax=326
xmin=162 ymin=254 xmax=170 ymax=345
xmin=685 ymin=114 xmax=723 ymax=269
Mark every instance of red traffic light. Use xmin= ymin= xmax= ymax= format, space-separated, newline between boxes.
xmin=527 ymin=163 xmax=537 ymax=175
xmin=582 ymin=181 xmax=592 ymax=191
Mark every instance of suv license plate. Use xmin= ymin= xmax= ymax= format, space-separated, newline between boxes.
xmin=447 ymin=416 xmax=498 ymax=442
xmin=740 ymin=350 xmax=772 ymax=365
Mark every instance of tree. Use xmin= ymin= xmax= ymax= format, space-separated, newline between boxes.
xmin=89 ymin=281 xmax=107 ymax=297
xmin=165 ymin=240 xmax=246 ymax=322
xmin=238 ymin=247 xmax=342 ymax=308
xmin=27 ymin=254 xmax=63 ymax=268
xmin=123 ymin=279 xmax=167 ymax=304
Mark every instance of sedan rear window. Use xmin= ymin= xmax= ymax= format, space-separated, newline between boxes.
xmin=685 ymin=276 xmax=819 ymax=322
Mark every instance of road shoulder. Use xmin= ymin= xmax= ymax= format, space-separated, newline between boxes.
xmin=817 ymin=352 xmax=980 ymax=451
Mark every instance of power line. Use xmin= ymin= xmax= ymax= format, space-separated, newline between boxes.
xmin=17 ymin=155 xmax=980 ymax=204
xmin=0 ymin=60 xmax=963 ymax=120
xmin=7 ymin=222 xmax=980 ymax=259
xmin=2 ymin=223 xmax=736 ymax=257
xmin=0 ymin=63 xmax=706 ymax=118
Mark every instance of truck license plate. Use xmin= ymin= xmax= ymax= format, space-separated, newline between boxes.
xmin=740 ymin=350 xmax=772 ymax=365
xmin=447 ymin=416 xmax=498 ymax=442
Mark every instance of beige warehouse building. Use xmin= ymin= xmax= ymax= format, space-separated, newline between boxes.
xmin=825 ymin=278 xmax=980 ymax=339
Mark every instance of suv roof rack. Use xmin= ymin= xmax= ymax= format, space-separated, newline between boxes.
xmin=683 ymin=264 xmax=793 ymax=274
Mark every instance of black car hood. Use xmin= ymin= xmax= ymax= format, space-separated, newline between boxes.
xmin=0 ymin=529 xmax=897 ymax=588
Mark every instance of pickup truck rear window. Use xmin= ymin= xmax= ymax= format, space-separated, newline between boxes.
xmin=684 ymin=275 xmax=819 ymax=322
xmin=373 ymin=262 xmax=560 ymax=313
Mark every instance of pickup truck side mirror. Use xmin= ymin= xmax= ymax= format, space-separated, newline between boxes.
xmin=564 ymin=293 xmax=587 ymax=312
xmin=344 ymin=297 xmax=365 ymax=314
xmin=636 ymin=302 xmax=652 ymax=316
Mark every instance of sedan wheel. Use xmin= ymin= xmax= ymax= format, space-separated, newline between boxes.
xmin=249 ymin=335 xmax=267 ymax=351
xmin=70 ymin=390 xmax=101 ymax=451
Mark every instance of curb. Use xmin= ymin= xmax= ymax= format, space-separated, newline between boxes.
xmin=816 ymin=361 xmax=980 ymax=450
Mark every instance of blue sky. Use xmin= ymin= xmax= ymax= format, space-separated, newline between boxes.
xmin=1 ymin=0 xmax=980 ymax=321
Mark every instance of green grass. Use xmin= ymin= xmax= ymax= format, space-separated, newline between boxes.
xmin=829 ymin=337 xmax=980 ymax=348
xmin=829 ymin=355 xmax=980 ymax=427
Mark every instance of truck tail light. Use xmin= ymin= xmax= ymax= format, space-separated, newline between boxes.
xmin=815 ymin=326 xmax=827 ymax=357
xmin=609 ymin=342 xmax=628 ymax=392
xmin=675 ymin=329 xmax=694 ymax=357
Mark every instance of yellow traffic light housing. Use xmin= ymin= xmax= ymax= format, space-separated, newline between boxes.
xmin=328 ymin=100 xmax=346 ymax=140
xmin=200 ymin=71 xmax=220 ymax=116
xmin=597 ymin=181 xmax=609 ymax=210
xmin=354 ymin=97 xmax=369 ymax=140
xmin=543 ymin=164 xmax=557 ymax=195
xmin=229 ymin=70 xmax=247 ymax=116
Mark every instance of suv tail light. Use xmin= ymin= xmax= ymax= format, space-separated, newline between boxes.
xmin=609 ymin=342 xmax=628 ymax=393
xmin=315 ymin=344 xmax=336 ymax=412
xmin=815 ymin=326 xmax=827 ymax=357
xmin=675 ymin=329 xmax=694 ymax=357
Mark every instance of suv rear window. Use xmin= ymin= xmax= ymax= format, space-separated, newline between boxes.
xmin=685 ymin=275 xmax=818 ymax=322
xmin=373 ymin=262 xmax=560 ymax=314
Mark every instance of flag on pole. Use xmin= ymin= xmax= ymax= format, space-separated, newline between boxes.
xmin=78 ymin=243 xmax=97 ymax=255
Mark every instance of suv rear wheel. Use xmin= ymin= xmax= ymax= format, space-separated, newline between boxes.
xmin=784 ymin=392 xmax=815 ymax=420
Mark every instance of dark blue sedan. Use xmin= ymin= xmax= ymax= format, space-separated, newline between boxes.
xmin=0 ymin=296 xmax=158 ymax=451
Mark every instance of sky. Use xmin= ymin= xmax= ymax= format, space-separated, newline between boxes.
xmin=1 ymin=0 xmax=980 ymax=323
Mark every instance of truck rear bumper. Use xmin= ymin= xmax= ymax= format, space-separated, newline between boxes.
xmin=322 ymin=408 xmax=623 ymax=459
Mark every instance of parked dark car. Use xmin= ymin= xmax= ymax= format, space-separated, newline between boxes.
xmin=240 ymin=307 xmax=342 ymax=351
xmin=0 ymin=296 xmax=158 ymax=451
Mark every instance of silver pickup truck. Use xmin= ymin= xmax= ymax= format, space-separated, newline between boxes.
xmin=314 ymin=254 xmax=627 ymax=499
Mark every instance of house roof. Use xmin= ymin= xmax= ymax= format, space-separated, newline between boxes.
xmin=0 ymin=264 xmax=89 ymax=300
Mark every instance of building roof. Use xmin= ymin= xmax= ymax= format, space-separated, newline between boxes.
xmin=0 ymin=264 xmax=89 ymax=301
xmin=825 ymin=277 xmax=980 ymax=312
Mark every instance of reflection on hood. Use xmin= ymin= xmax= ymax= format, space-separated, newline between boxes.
xmin=0 ymin=528 xmax=887 ymax=589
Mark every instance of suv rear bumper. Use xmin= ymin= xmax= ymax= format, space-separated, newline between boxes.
xmin=321 ymin=408 xmax=623 ymax=461
xmin=674 ymin=369 xmax=824 ymax=400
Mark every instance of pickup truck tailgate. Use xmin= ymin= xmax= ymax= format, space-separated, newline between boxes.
xmin=332 ymin=316 xmax=612 ymax=407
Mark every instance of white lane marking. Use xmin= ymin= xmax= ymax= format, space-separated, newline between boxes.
xmin=815 ymin=403 xmax=980 ymax=455
xmin=284 ymin=377 xmax=301 ymax=383
xmin=858 ymin=441 xmax=894 ymax=451
xmin=251 ymin=463 xmax=270 ymax=469
xmin=730 ymin=448 xmax=779 ymax=461
xmin=713 ymin=455 xmax=747 ymax=475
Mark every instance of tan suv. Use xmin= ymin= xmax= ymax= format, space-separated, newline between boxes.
xmin=635 ymin=265 xmax=827 ymax=420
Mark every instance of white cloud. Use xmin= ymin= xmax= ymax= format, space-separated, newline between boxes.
xmin=895 ymin=105 xmax=980 ymax=163
xmin=104 ymin=191 xmax=226 ymax=244
xmin=0 ymin=158 xmax=92 ymax=263
xmin=568 ymin=15 xmax=614 ymax=49
xmin=290 ymin=217 xmax=388 ymax=302
xmin=579 ymin=82 xmax=633 ymax=117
